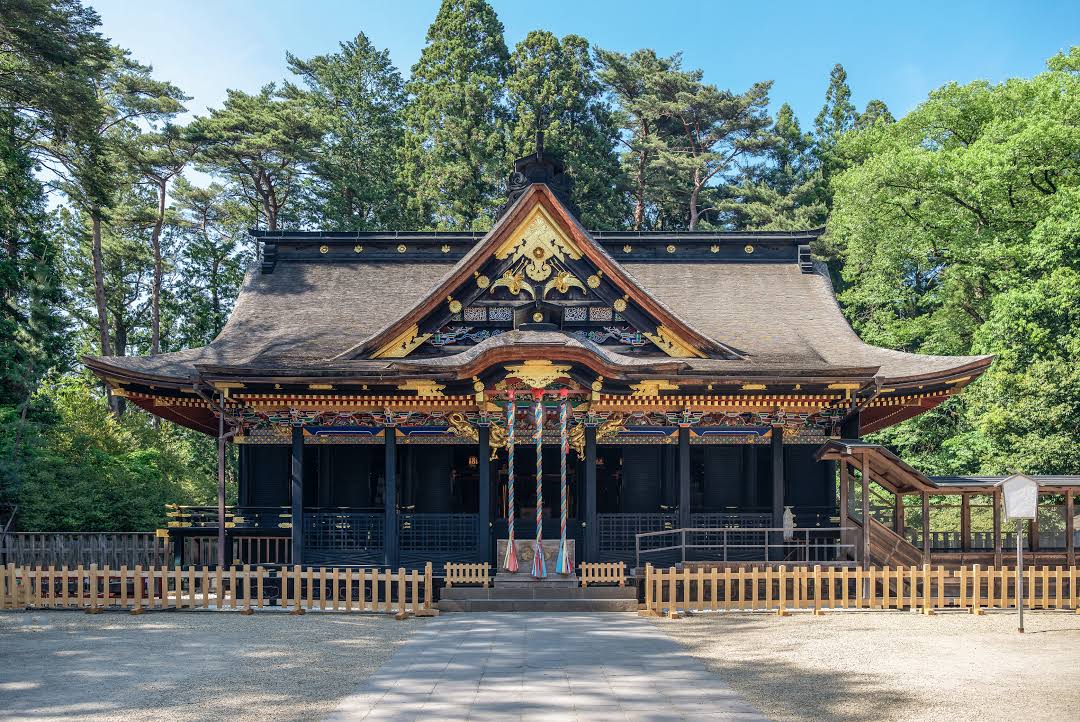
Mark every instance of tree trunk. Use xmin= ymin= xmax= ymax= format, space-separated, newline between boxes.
xmin=688 ymin=169 xmax=702 ymax=230
xmin=150 ymin=177 xmax=167 ymax=354
xmin=90 ymin=213 xmax=112 ymax=357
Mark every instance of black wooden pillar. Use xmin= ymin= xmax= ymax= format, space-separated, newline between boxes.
xmin=678 ymin=427 xmax=691 ymax=529
xmin=478 ymin=426 xmax=491 ymax=563
xmin=384 ymin=427 xmax=398 ymax=568
xmin=584 ymin=425 xmax=598 ymax=562
xmin=770 ymin=425 xmax=784 ymax=560
xmin=290 ymin=425 xmax=304 ymax=566
xmin=841 ymin=410 xmax=861 ymax=439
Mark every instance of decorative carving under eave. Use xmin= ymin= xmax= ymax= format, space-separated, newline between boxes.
xmin=372 ymin=323 xmax=432 ymax=359
xmin=494 ymin=207 xmax=583 ymax=283
xmin=489 ymin=270 xmax=534 ymax=299
xmin=542 ymin=270 xmax=586 ymax=299
xmin=396 ymin=379 xmax=447 ymax=397
xmin=629 ymin=380 xmax=681 ymax=397
xmin=447 ymin=412 xmax=507 ymax=460
xmin=642 ymin=325 xmax=706 ymax=359
xmin=503 ymin=360 xmax=573 ymax=389
xmin=568 ymin=412 xmax=627 ymax=460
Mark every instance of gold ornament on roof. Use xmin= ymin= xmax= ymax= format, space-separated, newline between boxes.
xmin=319 ymin=245 xmax=329 ymax=254
xmin=744 ymin=244 xmax=754 ymax=254
xmin=448 ymin=296 xmax=463 ymax=314
xmin=622 ymin=244 xmax=632 ymax=253
xmin=475 ymin=272 xmax=490 ymax=289
xmin=397 ymin=379 xmax=446 ymax=397
xmin=543 ymin=270 xmax=586 ymax=298
xmin=353 ymin=244 xmax=363 ymax=254
xmin=710 ymin=244 xmax=720 ymax=253
xmin=532 ymin=311 xmax=544 ymax=322
xmin=666 ymin=244 xmax=676 ymax=254
xmin=490 ymin=270 xmax=534 ymax=298
xmin=586 ymin=274 xmax=601 ymax=289
xmin=504 ymin=360 xmax=572 ymax=389
xmin=494 ymin=207 xmax=583 ymax=282
xmin=613 ymin=298 xmax=627 ymax=313
xmin=397 ymin=243 xmax=407 ymax=253
xmin=642 ymin=325 xmax=706 ymax=358
xmin=630 ymin=380 xmax=680 ymax=397
xmin=441 ymin=244 xmax=451 ymax=253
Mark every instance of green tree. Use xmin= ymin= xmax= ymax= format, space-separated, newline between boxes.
xmin=285 ymin=33 xmax=407 ymax=230
xmin=725 ymin=103 xmax=826 ymax=230
xmin=830 ymin=47 xmax=1080 ymax=475
xmin=596 ymin=48 xmax=682 ymax=230
xmin=190 ymin=85 xmax=321 ymax=232
xmin=855 ymin=98 xmax=894 ymax=129
xmin=507 ymin=31 xmax=625 ymax=228
xmin=400 ymin=0 xmax=509 ymax=230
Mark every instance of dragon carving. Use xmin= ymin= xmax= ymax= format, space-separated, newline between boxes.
xmin=568 ymin=413 xmax=626 ymax=460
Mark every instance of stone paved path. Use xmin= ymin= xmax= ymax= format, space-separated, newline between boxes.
xmin=327 ymin=612 xmax=767 ymax=721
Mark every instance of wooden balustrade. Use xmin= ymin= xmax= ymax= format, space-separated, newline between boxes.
xmin=1 ymin=562 xmax=435 ymax=618
xmin=642 ymin=563 xmax=1080 ymax=618
xmin=580 ymin=562 xmax=625 ymax=587
xmin=444 ymin=562 xmax=490 ymax=587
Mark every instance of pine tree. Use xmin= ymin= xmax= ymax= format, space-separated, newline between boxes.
xmin=814 ymin=63 xmax=857 ymax=143
xmin=507 ymin=31 xmax=624 ymax=228
xmin=400 ymin=0 xmax=509 ymax=230
xmin=285 ymin=33 xmax=407 ymax=231
xmin=724 ymin=103 xmax=826 ymax=230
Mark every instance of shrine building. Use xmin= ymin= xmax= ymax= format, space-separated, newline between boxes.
xmin=87 ymin=146 xmax=1076 ymax=575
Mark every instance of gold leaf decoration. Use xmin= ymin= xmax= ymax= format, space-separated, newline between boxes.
xmin=319 ymin=245 xmax=329 ymax=254
xmin=543 ymin=270 xmax=586 ymax=298
xmin=504 ymin=360 xmax=572 ymax=389
xmin=613 ymin=298 xmax=627 ymax=313
xmin=642 ymin=325 xmax=706 ymax=359
xmin=494 ymin=206 xmax=583 ymax=282
xmin=372 ymin=324 xmax=432 ymax=359
xmin=744 ymin=244 xmax=754 ymax=254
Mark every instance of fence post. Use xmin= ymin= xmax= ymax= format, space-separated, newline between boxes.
xmin=395 ymin=568 xmax=407 ymax=620
xmin=813 ymin=565 xmax=824 ymax=615
xmin=241 ymin=565 xmax=253 ymax=616
xmin=971 ymin=564 xmax=983 ymax=615
xmin=922 ymin=564 xmax=933 ymax=615
xmin=777 ymin=565 xmax=789 ymax=616
xmin=642 ymin=564 xmax=653 ymax=616
xmin=668 ymin=566 xmax=678 ymax=619
xmin=289 ymin=565 xmax=305 ymax=615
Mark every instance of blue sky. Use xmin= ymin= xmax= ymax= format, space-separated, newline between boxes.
xmin=89 ymin=0 xmax=1077 ymax=129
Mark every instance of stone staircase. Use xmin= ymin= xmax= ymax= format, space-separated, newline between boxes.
xmin=438 ymin=576 xmax=638 ymax=612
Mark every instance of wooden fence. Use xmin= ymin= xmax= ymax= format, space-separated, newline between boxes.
xmin=643 ymin=564 xmax=1080 ymax=617
xmin=444 ymin=562 xmax=490 ymax=587
xmin=580 ymin=562 xmax=625 ymax=587
xmin=1 ymin=563 xmax=434 ymax=617
xmin=1 ymin=533 xmax=170 ymax=568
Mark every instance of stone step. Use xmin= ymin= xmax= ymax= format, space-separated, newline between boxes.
xmin=437 ymin=598 xmax=639 ymax=613
xmin=441 ymin=586 xmax=636 ymax=601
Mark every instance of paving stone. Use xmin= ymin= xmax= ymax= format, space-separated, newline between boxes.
xmin=327 ymin=613 xmax=766 ymax=721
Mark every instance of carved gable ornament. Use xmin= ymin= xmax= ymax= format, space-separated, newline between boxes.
xmin=367 ymin=186 xmax=720 ymax=361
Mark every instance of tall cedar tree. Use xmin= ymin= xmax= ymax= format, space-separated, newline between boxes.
xmin=190 ymin=86 xmax=321 ymax=232
xmin=285 ymin=33 xmax=407 ymax=231
xmin=401 ymin=0 xmax=509 ymax=230
xmin=507 ymin=32 xmax=624 ymax=229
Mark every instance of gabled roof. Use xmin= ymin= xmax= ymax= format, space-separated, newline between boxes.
xmin=84 ymin=178 xmax=991 ymax=425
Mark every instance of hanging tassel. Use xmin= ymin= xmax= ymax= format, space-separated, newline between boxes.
xmin=504 ymin=390 xmax=519 ymax=573
xmin=532 ymin=389 xmax=546 ymax=579
xmin=556 ymin=390 xmax=574 ymax=575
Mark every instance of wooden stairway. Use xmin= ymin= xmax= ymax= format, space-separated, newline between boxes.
xmin=851 ymin=515 xmax=925 ymax=567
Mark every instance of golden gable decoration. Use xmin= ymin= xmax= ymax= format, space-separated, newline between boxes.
xmin=494 ymin=205 xmax=583 ymax=283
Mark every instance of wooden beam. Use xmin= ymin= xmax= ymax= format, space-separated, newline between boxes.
xmin=291 ymin=426 xmax=304 ymax=566
xmin=861 ymin=454 xmax=871 ymax=570
xmin=1066 ymin=489 xmax=1075 ymax=568
xmin=921 ymin=492 xmax=931 ymax=563
xmin=839 ymin=461 xmax=849 ymax=555
xmin=895 ymin=493 xmax=905 ymax=538
xmin=993 ymin=489 xmax=1002 ymax=567
xmin=961 ymin=494 xmax=971 ymax=553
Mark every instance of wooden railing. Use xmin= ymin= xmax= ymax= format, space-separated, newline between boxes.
xmin=1 ymin=533 xmax=170 ymax=568
xmin=1 ymin=562 xmax=434 ymax=618
xmin=444 ymin=562 xmax=490 ymax=587
xmin=642 ymin=563 xmax=1080 ymax=618
xmin=580 ymin=562 xmax=625 ymax=587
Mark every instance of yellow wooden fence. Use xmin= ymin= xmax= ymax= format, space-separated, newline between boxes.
xmin=444 ymin=562 xmax=490 ymax=587
xmin=580 ymin=562 xmax=626 ymax=587
xmin=643 ymin=564 xmax=1080 ymax=618
xmin=1 ymin=562 xmax=434 ymax=617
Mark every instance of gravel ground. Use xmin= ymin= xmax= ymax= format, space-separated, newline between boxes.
xmin=657 ymin=610 xmax=1080 ymax=722
xmin=0 ymin=610 xmax=425 ymax=722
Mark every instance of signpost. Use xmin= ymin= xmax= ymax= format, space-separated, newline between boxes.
xmin=997 ymin=474 xmax=1039 ymax=633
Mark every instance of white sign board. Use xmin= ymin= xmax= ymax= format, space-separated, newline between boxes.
xmin=1000 ymin=474 xmax=1038 ymax=520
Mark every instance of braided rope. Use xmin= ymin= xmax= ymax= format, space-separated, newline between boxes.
xmin=503 ymin=390 xmax=518 ymax=572
xmin=531 ymin=390 xmax=546 ymax=577
xmin=556 ymin=391 xmax=573 ymax=574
